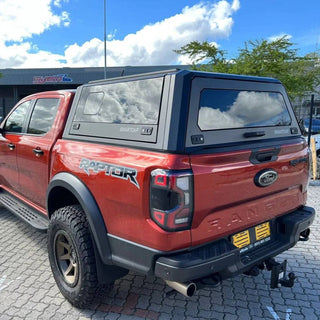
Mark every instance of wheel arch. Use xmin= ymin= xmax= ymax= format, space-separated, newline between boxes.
xmin=47 ymin=172 xmax=112 ymax=264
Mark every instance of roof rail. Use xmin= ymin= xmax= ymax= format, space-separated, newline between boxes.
xmin=88 ymin=68 xmax=180 ymax=84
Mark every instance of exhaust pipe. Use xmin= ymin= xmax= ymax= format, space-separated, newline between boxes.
xmin=165 ymin=280 xmax=197 ymax=297
xmin=299 ymin=228 xmax=310 ymax=241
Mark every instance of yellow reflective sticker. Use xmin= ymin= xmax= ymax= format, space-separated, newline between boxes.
xmin=255 ymin=222 xmax=271 ymax=241
xmin=232 ymin=230 xmax=250 ymax=249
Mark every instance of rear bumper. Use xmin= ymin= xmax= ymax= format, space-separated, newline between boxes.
xmin=153 ymin=206 xmax=315 ymax=282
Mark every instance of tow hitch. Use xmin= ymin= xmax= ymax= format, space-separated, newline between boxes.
xmin=265 ymin=259 xmax=296 ymax=289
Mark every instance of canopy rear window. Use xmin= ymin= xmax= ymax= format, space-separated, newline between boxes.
xmin=198 ymin=89 xmax=291 ymax=131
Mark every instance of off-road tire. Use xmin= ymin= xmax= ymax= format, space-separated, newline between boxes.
xmin=48 ymin=205 xmax=99 ymax=308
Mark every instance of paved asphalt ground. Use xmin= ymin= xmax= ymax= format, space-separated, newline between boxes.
xmin=0 ymin=184 xmax=320 ymax=320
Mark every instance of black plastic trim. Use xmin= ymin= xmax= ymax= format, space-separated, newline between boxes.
xmin=166 ymin=70 xmax=193 ymax=153
xmin=99 ymin=206 xmax=314 ymax=282
xmin=186 ymin=136 xmax=304 ymax=155
xmin=153 ymin=206 xmax=315 ymax=282
xmin=107 ymin=234 xmax=162 ymax=275
xmin=47 ymin=172 xmax=112 ymax=264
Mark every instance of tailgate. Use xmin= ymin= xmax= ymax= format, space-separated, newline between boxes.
xmin=190 ymin=140 xmax=309 ymax=246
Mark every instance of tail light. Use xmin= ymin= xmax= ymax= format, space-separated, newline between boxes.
xmin=150 ymin=169 xmax=194 ymax=231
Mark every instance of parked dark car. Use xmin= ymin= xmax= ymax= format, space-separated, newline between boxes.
xmin=302 ymin=118 xmax=320 ymax=134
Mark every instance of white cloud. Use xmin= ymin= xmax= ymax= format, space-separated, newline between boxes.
xmin=61 ymin=11 xmax=71 ymax=27
xmin=0 ymin=0 xmax=240 ymax=68
xmin=107 ymin=30 xmax=118 ymax=41
xmin=0 ymin=42 xmax=66 ymax=68
xmin=54 ymin=0 xmax=69 ymax=8
xmin=0 ymin=0 xmax=70 ymax=68
xmin=231 ymin=0 xmax=240 ymax=11
xmin=268 ymin=33 xmax=292 ymax=42
xmin=65 ymin=0 xmax=240 ymax=67
xmin=0 ymin=0 xmax=70 ymax=43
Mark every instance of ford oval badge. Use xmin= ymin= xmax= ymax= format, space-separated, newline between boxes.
xmin=254 ymin=169 xmax=278 ymax=187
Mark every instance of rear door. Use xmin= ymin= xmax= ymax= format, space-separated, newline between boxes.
xmin=0 ymin=100 xmax=32 ymax=191
xmin=186 ymin=77 xmax=309 ymax=247
xmin=16 ymin=97 xmax=61 ymax=208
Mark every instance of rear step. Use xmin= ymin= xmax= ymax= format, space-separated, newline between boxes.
xmin=0 ymin=190 xmax=48 ymax=231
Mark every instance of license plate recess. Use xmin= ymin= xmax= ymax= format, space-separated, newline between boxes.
xmin=232 ymin=222 xmax=271 ymax=252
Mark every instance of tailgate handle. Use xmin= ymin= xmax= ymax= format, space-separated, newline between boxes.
xmin=250 ymin=148 xmax=280 ymax=164
xmin=244 ymin=131 xmax=265 ymax=138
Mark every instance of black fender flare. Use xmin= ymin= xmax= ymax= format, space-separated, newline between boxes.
xmin=47 ymin=172 xmax=112 ymax=264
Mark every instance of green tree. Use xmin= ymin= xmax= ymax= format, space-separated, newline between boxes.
xmin=175 ymin=36 xmax=320 ymax=100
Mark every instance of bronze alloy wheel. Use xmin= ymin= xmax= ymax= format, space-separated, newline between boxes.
xmin=48 ymin=205 xmax=124 ymax=308
xmin=54 ymin=230 xmax=79 ymax=286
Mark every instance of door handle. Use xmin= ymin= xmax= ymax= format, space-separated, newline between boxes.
xmin=33 ymin=148 xmax=44 ymax=157
xmin=7 ymin=143 xmax=15 ymax=151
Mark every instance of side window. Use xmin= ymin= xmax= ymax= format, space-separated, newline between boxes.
xmin=5 ymin=101 xmax=31 ymax=133
xmin=27 ymin=98 xmax=60 ymax=135
xmin=69 ymin=77 xmax=164 ymax=143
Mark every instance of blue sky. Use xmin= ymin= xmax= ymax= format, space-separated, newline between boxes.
xmin=0 ymin=0 xmax=319 ymax=68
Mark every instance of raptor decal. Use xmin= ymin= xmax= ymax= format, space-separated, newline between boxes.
xmin=79 ymin=158 xmax=140 ymax=189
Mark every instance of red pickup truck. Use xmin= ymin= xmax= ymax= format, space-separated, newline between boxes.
xmin=0 ymin=70 xmax=315 ymax=307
